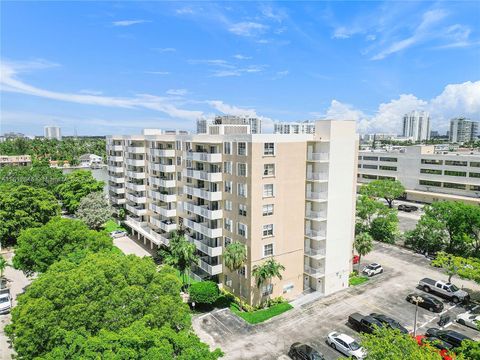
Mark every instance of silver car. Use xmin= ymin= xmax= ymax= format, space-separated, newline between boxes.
xmin=327 ymin=331 xmax=366 ymax=359
xmin=109 ymin=230 xmax=127 ymax=238
xmin=457 ymin=311 xmax=480 ymax=330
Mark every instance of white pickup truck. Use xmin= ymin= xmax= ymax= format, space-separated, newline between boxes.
xmin=419 ymin=278 xmax=470 ymax=303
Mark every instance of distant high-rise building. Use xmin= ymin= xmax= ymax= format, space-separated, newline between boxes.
xmin=44 ymin=126 xmax=62 ymax=140
xmin=274 ymin=121 xmax=315 ymax=134
xmin=402 ymin=110 xmax=430 ymax=141
xmin=430 ymin=130 xmax=439 ymax=138
xmin=449 ymin=118 xmax=479 ymax=143
xmin=196 ymin=115 xmax=262 ymax=134
xmin=3 ymin=132 xmax=25 ymax=139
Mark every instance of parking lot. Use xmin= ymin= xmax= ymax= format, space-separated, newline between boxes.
xmin=193 ymin=242 xmax=480 ymax=360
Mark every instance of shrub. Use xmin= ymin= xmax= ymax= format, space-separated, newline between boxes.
xmin=189 ymin=281 xmax=219 ymax=305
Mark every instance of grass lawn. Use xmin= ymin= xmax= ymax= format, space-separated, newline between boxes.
xmin=349 ymin=275 xmax=369 ymax=286
xmin=230 ymin=302 xmax=293 ymax=324
xmin=103 ymin=219 xmax=127 ymax=233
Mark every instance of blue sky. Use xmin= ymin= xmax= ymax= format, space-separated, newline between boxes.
xmin=1 ymin=1 xmax=479 ymax=136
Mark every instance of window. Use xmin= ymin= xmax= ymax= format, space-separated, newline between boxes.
xmin=471 ymin=162 xmax=480 ymax=168
xmin=237 ymin=183 xmax=247 ymax=197
xmin=362 ymin=174 xmax=377 ymax=179
xmin=357 ymin=164 xmax=362 ymax=168
xmin=445 ymin=160 xmax=467 ymax=167
xmin=363 ymin=156 xmax=379 ymax=161
xmin=363 ymin=164 xmax=378 ymax=169
xmin=224 ymin=237 xmax=232 ymax=246
xmin=263 ymin=184 xmax=274 ymax=197
xmin=261 ymin=284 xmax=273 ymax=296
xmin=224 ymin=200 xmax=232 ymax=211
xmin=421 ymin=159 xmax=443 ymax=165
xmin=445 ymin=170 xmax=466 ymax=177
xmin=238 ymin=223 xmax=247 ymax=238
xmin=264 ymin=164 xmax=275 ymax=176
xmin=264 ymin=143 xmax=275 ymax=156
xmin=238 ymin=266 xmax=246 ymax=277
xmin=283 ymin=283 xmax=294 ymax=293
xmin=224 ymin=161 xmax=232 ymax=174
xmin=379 ymin=157 xmax=397 ymax=162
xmin=358 ymin=156 xmax=362 ymax=160
xmin=262 ymin=204 xmax=274 ymax=216
xmin=379 ymin=165 xmax=397 ymax=171
xmin=469 ymin=172 xmax=480 ymax=178
xmin=177 ymin=172 xmax=182 ymax=181
xmin=263 ymin=243 xmax=274 ymax=257
xmin=238 ymin=142 xmax=247 ymax=156
xmin=237 ymin=163 xmax=247 ymax=177
xmin=239 ymin=204 xmax=247 ymax=216
xmin=419 ymin=180 xmax=441 ymax=187
xmin=176 ymin=156 xmax=182 ymax=166
xmin=470 ymin=185 xmax=480 ymax=191
xmin=225 ymin=181 xmax=232 ymax=193
xmin=421 ymin=169 xmax=442 ymax=175
xmin=224 ymin=142 xmax=232 ymax=155
xmin=378 ymin=176 xmax=395 ymax=180
xmin=443 ymin=182 xmax=466 ymax=189
xmin=262 ymin=224 xmax=274 ymax=237
xmin=224 ymin=219 xmax=233 ymax=232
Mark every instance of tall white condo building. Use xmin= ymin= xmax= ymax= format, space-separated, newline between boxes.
xmin=402 ymin=111 xmax=430 ymax=141
xmin=44 ymin=126 xmax=62 ymax=140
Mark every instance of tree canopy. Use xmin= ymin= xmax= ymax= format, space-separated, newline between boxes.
xmin=75 ymin=191 xmax=113 ymax=230
xmin=354 ymin=232 xmax=374 ymax=271
xmin=0 ymin=164 xmax=65 ymax=192
xmin=55 ymin=170 xmax=104 ymax=213
xmin=252 ymin=258 xmax=285 ymax=288
xmin=0 ymin=184 xmax=61 ymax=246
xmin=356 ymin=194 xmax=399 ymax=243
xmin=13 ymin=217 xmax=114 ymax=275
xmin=360 ymin=179 xmax=405 ymax=208
xmin=6 ymin=252 xmax=222 ymax=360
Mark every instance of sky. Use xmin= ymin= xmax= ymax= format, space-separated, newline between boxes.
xmin=1 ymin=1 xmax=479 ymax=136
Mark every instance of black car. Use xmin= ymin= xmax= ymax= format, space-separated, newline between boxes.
xmin=425 ymin=328 xmax=473 ymax=348
xmin=398 ymin=204 xmax=418 ymax=212
xmin=406 ymin=293 xmax=444 ymax=312
xmin=288 ymin=343 xmax=325 ymax=360
xmin=369 ymin=313 xmax=409 ymax=334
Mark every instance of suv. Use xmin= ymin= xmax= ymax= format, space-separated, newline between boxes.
xmin=362 ymin=263 xmax=383 ymax=277
xmin=425 ymin=328 xmax=473 ymax=348
xmin=288 ymin=343 xmax=325 ymax=360
xmin=398 ymin=204 xmax=418 ymax=212
xmin=369 ymin=313 xmax=408 ymax=334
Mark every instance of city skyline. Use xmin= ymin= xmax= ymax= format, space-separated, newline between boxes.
xmin=1 ymin=1 xmax=479 ymax=136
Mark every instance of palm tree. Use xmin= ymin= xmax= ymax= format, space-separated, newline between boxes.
xmin=354 ymin=232 xmax=374 ymax=272
xmin=252 ymin=258 xmax=285 ymax=301
xmin=0 ymin=255 xmax=8 ymax=279
xmin=224 ymin=242 xmax=247 ymax=297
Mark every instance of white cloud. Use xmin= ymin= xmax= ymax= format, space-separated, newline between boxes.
xmin=260 ymin=5 xmax=287 ymax=23
xmin=233 ymin=54 xmax=252 ymax=60
xmin=166 ymin=89 xmax=188 ymax=96
xmin=145 ymin=71 xmax=170 ymax=75
xmin=112 ymin=19 xmax=151 ymax=27
xmin=152 ymin=47 xmax=176 ymax=53
xmin=228 ymin=22 xmax=267 ymax=37
xmin=207 ymin=100 xmax=258 ymax=117
xmin=176 ymin=7 xmax=195 ymax=15
xmin=79 ymin=89 xmax=103 ymax=95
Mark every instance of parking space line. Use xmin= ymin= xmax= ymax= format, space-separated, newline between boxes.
xmin=209 ymin=312 xmax=234 ymax=335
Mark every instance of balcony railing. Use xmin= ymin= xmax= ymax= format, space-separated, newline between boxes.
xmin=198 ymin=258 xmax=222 ymax=275
xmin=187 ymin=235 xmax=223 ymax=257
xmin=126 ymin=171 xmax=146 ymax=179
xmin=150 ymin=163 xmax=176 ymax=172
xmin=304 ymin=264 xmax=325 ymax=278
xmin=108 ymin=165 xmax=124 ymax=173
xmin=126 ymin=182 xmax=146 ymax=192
xmin=109 ymin=176 xmax=125 ymax=184
xmin=110 ymin=197 xmax=126 ymax=205
xmin=304 ymin=247 xmax=326 ymax=258
xmin=186 ymin=151 xmax=222 ymax=163
xmin=306 ymin=173 xmax=328 ymax=181
xmin=149 ymin=203 xmax=176 ymax=217
xmin=307 ymin=152 xmax=329 ymax=162
xmin=183 ymin=218 xmax=222 ymax=238
xmin=109 ymin=186 xmax=125 ymax=194
xmin=126 ymin=159 xmax=145 ymax=167
xmin=126 ymin=204 xmax=147 ymax=216
xmin=126 ymin=193 xmax=147 ymax=204
xmin=150 ymin=217 xmax=177 ymax=232
xmin=149 ymin=190 xmax=177 ymax=203
xmin=182 ymin=168 xmax=222 ymax=182
xmin=109 ymin=145 xmax=123 ymax=151
xmin=183 ymin=185 xmax=222 ymax=201
xmin=305 ymin=229 xmax=326 ymax=241
xmin=150 ymin=148 xmax=175 ymax=157
xmin=109 ymin=156 xmax=123 ymax=162
xmin=305 ymin=211 xmax=327 ymax=221
xmin=306 ymin=191 xmax=328 ymax=201
xmin=127 ymin=146 xmax=145 ymax=154
xmin=150 ymin=176 xmax=176 ymax=188
xmin=183 ymin=202 xmax=223 ymax=220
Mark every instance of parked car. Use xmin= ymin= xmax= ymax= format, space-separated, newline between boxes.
xmin=398 ymin=204 xmax=418 ymax=212
xmin=109 ymin=230 xmax=127 ymax=238
xmin=288 ymin=343 xmax=325 ymax=360
xmin=419 ymin=278 xmax=470 ymax=303
xmin=327 ymin=331 xmax=366 ymax=359
xmin=348 ymin=312 xmax=384 ymax=334
xmin=353 ymin=255 xmax=360 ymax=265
xmin=415 ymin=335 xmax=454 ymax=360
xmin=406 ymin=293 xmax=444 ymax=312
xmin=362 ymin=263 xmax=383 ymax=277
xmin=456 ymin=311 xmax=480 ymax=330
xmin=425 ymin=328 xmax=473 ymax=349
xmin=0 ymin=287 xmax=12 ymax=315
xmin=369 ymin=313 xmax=408 ymax=334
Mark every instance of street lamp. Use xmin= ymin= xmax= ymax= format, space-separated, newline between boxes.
xmin=412 ymin=296 xmax=424 ymax=337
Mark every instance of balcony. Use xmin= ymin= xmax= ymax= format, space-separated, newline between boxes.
xmin=126 ymin=204 xmax=147 ymax=216
xmin=306 ymin=191 xmax=328 ymax=202
xmin=183 ymin=168 xmax=222 ymax=182
xmin=126 ymin=171 xmax=146 ymax=179
xmin=305 ymin=210 xmax=327 ymax=221
xmin=108 ymin=165 xmax=124 ymax=173
xmin=124 ymin=217 xmax=169 ymax=246
xmin=149 ymin=203 xmax=176 ymax=217
xmin=198 ymin=257 xmax=223 ymax=276
xmin=186 ymin=151 xmax=222 ymax=163
xmin=126 ymin=193 xmax=147 ymax=204
xmin=110 ymin=197 xmax=126 ymax=205
xmin=306 ymin=172 xmax=328 ymax=182
xmin=183 ymin=202 xmax=223 ymax=220
xmin=187 ymin=235 xmax=223 ymax=257
xmin=109 ymin=145 xmax=123 ymax=151
xmin=109 ymin=185 xmax=125 ymax=195
xmin=150 ymin=163 xmax=176 ymax=172
xmin=183 ymin=185 xmax=222 ymax=201
xmin=304 ymin=247 xmax=326 ymax=259
xmin=304 ymin=264 xmax=325 ymax=278
xmin=305 ymin=229 xmax=326 ymax=241
xmin=150 ymin=176 xmax=176 ymax=188
xmin=307 ymin=153 xmax=329 ymax=162
xmin=126 ymin=159 xmax=145 ymax=167
xmin=126 ymin=182 xmax=146 ymax=192
xmin=149 ymin=190 xmax=177 ymax=203
xmin=126 ymin=215 xmax=147 ymax=227
xmin=183 ymin=218 xmax=222 ymax=238
xmin=109 ymin=156 xmax=123 ymax=162
xmin=150 ymin=148 xmax=175 ymax=157
xmin=109 ymin=176 xmax=125 ymax=184
xmin=150 ymin=217 xmax=177 ymax=232
xmin=127 ymin=146 xmax=145 ymax=154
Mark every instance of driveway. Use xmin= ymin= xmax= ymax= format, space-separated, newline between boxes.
xmin=113 ymin=236 xmax=153 ymax=257
xmin=193 ymin=243 xmax=480 ymax=360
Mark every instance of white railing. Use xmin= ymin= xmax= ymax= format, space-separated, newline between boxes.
xmin=304 ymin=265 xmax=325 ymax=277
xmin=108 ymin=165 xmax=124 ymax=173
xmin=126 ymin=193 xmax=147 ymax=204
xmin=109 ymin=156 xmax=123 ymax=162
xmin=186 ymin=152 xmax=222 ymax=163
xmin=126 ymin=171 xmax=146 ymax=179
xmin=126 ymin=204 xmax=147 ymax=216
xmin=149 ymin=190 xmax=177 ymax=202
xmin=305 ymin=211 xmax=327 ymax=220
xmin=307 ymin=153 xmax=329 ymax=161
xmin=306 ymin=173 xmax=328 ymax=181
xmin=183 ymin=218 xmax=222 ymax=238
xmin=110 ymin=197 xmax=126 ymax=205
xmin=304 ymin=247 xmax=326 ymax=257
xmin=306 ymin=191 xmax=328 ymax=201
xmin=150 ymin=163 xmax=175 ymax=172
xmin=126 ymin=159 xmax=145 ymax=167
xmin=110 ymin=145 xmax=123 ymax=151
xmin=126 ymin=182 xmax=146 ymax=192
xmin=109 ymin=186 xmax=125 ymax=194
xmin=149 ymin=203 xmax=176 ymax=217
xmin=150 ymin=217 xmax=177 ymax=232
xmin=305 ymin=229 xmax=326 ymax=240
xmin=183 ymin=185 xmax=222 ymax=201
xmin=109 ymin=176 xmax=125 ymax=183
xmin=150 ymin=177 xmax=176 ymax=188
xmin=187 ymin=235 xmax=223 ymax=257
xmin=183 ymin=202 xmax=223 ymax=220
xmin=150 ymin=148 xmax=175 ymax=157
xmin=127 ymin=146 xmax=145 ymax=154
xmin=199 ymin=258 xmax=223 ymax=275
xmin=182 ymin=168 xmax=222 ymax=182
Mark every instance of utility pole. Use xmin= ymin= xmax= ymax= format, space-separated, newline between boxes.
xmin=412 ymin=296 xmax=424 ymax=337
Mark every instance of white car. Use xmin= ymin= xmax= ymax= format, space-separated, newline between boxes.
xmin=457 ymin=311 xmax=480 ymax=330
xmin=109 ymin=230 xmax=127 ymax=238
xmin=362 ymin=263 xmax=383 ymax=277
xmin=327 ymin=331 xmax=366 ymax=359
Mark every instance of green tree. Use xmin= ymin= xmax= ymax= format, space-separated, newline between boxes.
xmin=360 ymin=179 xmax=405 ymax=208
xmin=13 ymin=217 xmax=114 ymax=275
xmin=0 ymin=255 xmax=8 ymax=279
xmin=354 ymin=232 xmax=374 ymax=272
xmin=75 ymin=191 xmax=113 ymax=230
xmin=457 ymin=340 xmax=480 ymax=359
xmin=224 ymin=242 xmax=247 ymax=297
xmin=356 ymin=195 xmax=385 ymax=231
xmin=189 ymin=281 xmax=219 ymax=305
xmin=5 ymin=252 xmax=221 ymax=360
xmin=252 ymin=258 xmax=285 ymax=301
xmin=0 ymin=164 xmax=65 ymax=192
xmin=431 ymin=252 xmax=462 ymax=283
xmin=369 ymin=211 xmax=398 ymax=244
xmin=55 ymin=170 xmax=104 ymax=213
xmin=0 ymin=185 xmax=61 ymax=247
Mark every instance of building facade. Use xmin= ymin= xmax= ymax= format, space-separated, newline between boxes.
xmin=274 ymin=121 xmax=316 ymax=134
xmin=357 ymin=145 xmax=480 ymax=205
xmin=44 ymin=126 xmax=62 ymax=140
xmin=0 ymin=155 xmax=32 ymax=167
xmin=197 ymin=115 xmax=262 ymax=134
xmin=449 ymin=118 xmax=479 ymax=143
xmin=402 ymin=110 xmax=430 ymax=141
xmin=106 ymin=120 xmax=357 ymax=305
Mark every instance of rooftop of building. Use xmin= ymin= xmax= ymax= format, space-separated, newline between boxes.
xmin=359 ymin=144 xmax=480 ymax=156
